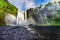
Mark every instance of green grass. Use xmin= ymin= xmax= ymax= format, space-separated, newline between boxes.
xmin=0 ymin=0 xmax=18 ymax=26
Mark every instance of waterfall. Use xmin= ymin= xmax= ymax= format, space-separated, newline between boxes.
xmin=4 ymin=9 xmax=48 ymax=26
xmin=17 ymin=9 xmax=28 ymax=26
xmin=4 ymin=10 xmax=38 ymax=37
xmin=5 ymin=9 xmax=30 ymax=26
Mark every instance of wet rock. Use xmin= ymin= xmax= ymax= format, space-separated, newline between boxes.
xmin=0 ymin=26 xmax=38 ymax=40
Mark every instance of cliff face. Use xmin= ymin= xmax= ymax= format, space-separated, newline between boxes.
xmin=0 ymin=0 xmax=60 ymax=26
xmin=0 ymin=0 xmax=18 ymax=26
xmin=27 ymin=1 xmax=60 ymax=26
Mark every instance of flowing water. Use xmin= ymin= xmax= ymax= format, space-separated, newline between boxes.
xmin=16 ymin=9 xmax=37 ymax=35
xmin=3 ymin=0 xmax=60 ymax=40
xmin=17 ymin=9 xmax=29 ymax=26
xmin=4 ymin=10 xmax=40 ymax=40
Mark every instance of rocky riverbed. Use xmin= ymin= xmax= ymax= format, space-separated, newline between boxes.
xmin=0 ymin=26 xmax=39 ymax=40
xmin=0 ymin=26 xmax=60 ymax=40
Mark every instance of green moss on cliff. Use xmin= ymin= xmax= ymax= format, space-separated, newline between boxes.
xmin=0 ymin=0 xmax=18 ymax=26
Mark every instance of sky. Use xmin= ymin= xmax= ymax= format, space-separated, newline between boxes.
xmin=8 ymin=0 xmax=60 ymax=11
xmin=51 ymin=0 xmax=60 ymax=2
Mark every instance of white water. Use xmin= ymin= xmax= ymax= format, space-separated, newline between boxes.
xmin=5 ymin=9 xmax=35 ymax=26
xmin=17 ymin=9 xmax=29 ymax=26
xmin=5 ymin=9 xmax=36 ymax=33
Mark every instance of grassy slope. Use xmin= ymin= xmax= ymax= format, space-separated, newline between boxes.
xmin=0 ymin=0 xmax=18 ymax=26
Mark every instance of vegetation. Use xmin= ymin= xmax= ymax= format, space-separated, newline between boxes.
xmin=0 ymin=0 xmax=18 ymax=26
xmin=27 ymin=2 xmax=60 ymax=26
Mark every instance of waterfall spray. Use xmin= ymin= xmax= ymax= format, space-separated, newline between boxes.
xmin=5 ymin=12 xmax=17 ymax=26
xmin=17 ymin=9 xmax=28 ymax=26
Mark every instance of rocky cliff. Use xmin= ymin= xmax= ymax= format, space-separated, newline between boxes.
xmin=27 ymin=1 xmax=60 ymax=26
xmin=0 ymin=0 xmax=18 ymax=26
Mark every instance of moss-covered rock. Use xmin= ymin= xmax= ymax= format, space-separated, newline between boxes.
xmin=26 ymin=1 xmax=60 ymax=26
xmin=0 ymin=0 xmax=18 ymax=26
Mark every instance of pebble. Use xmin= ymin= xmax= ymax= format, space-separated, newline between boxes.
xmin=0 ymin=26 xmax=37 ymax=40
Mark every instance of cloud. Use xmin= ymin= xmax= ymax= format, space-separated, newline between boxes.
xmin=8 ymin=0 xmax=50 ymax=10
xmin=8 ymin=0 xmax=36 ymax=10
xmin=51 ymin=0 xmax=60 ymax=2
xmin=25 ymin=0 xmax=36 ymax=10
